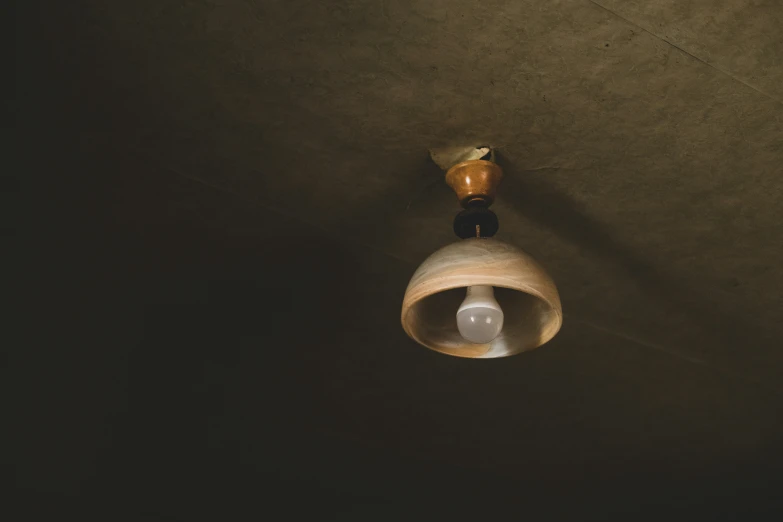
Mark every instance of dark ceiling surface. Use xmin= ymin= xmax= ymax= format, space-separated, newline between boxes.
xmin=13 ymin=1 xmax=783 ymax=520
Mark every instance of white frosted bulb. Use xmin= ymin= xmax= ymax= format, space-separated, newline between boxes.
xmin=456 ymin=285 xmax=504 ymax=344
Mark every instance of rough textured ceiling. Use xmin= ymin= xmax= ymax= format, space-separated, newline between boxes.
xmin=75 ymin=0 xmax=783 ymax=383
xmin=15 ymin=1 xmax=783 ymax=520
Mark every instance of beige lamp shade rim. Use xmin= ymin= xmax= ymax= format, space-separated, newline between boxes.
xmin=402 ymin=280 xmax=563 ymax=334
xmin=401 ymin=280 xmax=563 ymax=357
xmin=400 ymin=238 xmax=563 ymax=358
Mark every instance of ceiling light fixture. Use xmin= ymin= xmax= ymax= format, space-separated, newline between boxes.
xmin=401 ymin=151 xmax=562 ymax=358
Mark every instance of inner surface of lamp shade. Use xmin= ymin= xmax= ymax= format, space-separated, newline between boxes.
xmin=405 ymin=286 xmax=556 ymax=358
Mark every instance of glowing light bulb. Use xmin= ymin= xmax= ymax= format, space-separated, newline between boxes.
xmin=456 ymin=285 xmax=504 ymax=344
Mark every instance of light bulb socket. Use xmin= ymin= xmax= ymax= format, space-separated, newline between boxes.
xmin=453 ymin=207 xmax=499 ymax=239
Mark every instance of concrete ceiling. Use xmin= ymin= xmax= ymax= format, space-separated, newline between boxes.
xmin=15 ymin=1 xmax=783 ymax=520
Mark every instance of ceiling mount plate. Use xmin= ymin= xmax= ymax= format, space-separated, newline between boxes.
xmin=445 ymin=159 xmax=504 ymax=208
